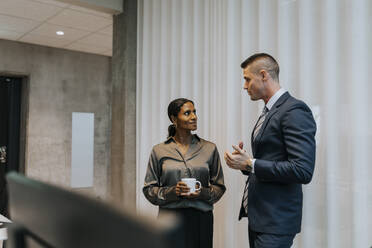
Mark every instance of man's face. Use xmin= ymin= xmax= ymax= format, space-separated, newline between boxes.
xmin=173 ymin=102 xmax=197 ymax=131
xmin=243 ymin=65 xmax=265 ymax=101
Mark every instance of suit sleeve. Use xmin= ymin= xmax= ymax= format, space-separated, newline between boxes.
xmin=254 ymin=105 xmax=316 ymax=184
xmin=142 ymin=149 xmax=179 ymax=206
xmin=199 ymin=147 xmax=226 ymax=204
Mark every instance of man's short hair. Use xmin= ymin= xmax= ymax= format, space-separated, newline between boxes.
xmin=240 ymin=53 xmax=280 ymax=81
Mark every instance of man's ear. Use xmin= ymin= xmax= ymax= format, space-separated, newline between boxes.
xmin=260 ymin=70 xmax=269 ymax=81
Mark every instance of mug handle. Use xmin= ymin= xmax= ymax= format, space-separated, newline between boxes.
xmin=195 ymin=181 xmax=202 ymax=192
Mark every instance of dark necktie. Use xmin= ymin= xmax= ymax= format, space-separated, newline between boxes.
xmin=252 ymin=106 xmax=269 ymax=140
xmin=242 ymin=106 xmax=269 ymax=214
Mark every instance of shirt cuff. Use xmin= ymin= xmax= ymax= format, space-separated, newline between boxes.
xmin=251 ymin=159 xmax=256 ymax=173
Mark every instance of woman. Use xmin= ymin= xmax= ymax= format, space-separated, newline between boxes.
xmin=143 ymin=98 xmax=226 ymax=248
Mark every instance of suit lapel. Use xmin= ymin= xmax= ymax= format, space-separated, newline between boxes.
xmin=254 ymin=108 xmax=278 ymax=146
xmin=252 ymin=92 xmax=291 ymax=154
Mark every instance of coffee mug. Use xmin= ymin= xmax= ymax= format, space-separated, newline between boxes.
xmin=181 ymin=178 xmax=202 ymax=194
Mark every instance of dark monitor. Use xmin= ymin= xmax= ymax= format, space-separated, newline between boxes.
xmin=6 ymin=172 xmax=184 ymax=248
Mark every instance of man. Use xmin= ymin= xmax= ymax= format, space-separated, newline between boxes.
xmin=224 ymin=53 xmax=316 ymax=248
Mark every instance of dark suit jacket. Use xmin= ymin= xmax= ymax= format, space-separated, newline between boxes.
xmin=239 ymin=92 xmax=316 ymax=235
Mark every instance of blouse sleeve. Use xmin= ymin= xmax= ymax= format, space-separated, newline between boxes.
xmin=142 ymin=149 xmax=179 ymax=206
xmin=199 ymin=146 xmax=226 ymax=204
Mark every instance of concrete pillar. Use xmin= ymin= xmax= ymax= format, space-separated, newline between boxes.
xmin=110 ymin=0 xmax=137 ymax=210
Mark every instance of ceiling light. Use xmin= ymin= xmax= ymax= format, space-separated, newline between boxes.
xmin=56 ymin=31 xmax=64 ymax=36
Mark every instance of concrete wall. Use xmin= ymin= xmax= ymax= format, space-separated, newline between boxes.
xmin=0 ymin=39 xmax=112 ymax=199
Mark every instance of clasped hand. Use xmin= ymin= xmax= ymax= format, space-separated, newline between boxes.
xmin=224 ymin=141 xmax=252 ymax=172
xmin=175 ymin=181 xmax=201 ymax=199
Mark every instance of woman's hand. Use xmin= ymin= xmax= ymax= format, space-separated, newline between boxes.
xmin=175 ymin=181 xmax=189 ymax=196
xmin=185 ymin=185 xmax=201 ymax=199
xmin=175 ymin=181 xmax=201 ymax=199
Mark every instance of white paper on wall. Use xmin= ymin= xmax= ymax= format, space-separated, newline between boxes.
xmin=71 ymin=112 xmax=94 ymax=188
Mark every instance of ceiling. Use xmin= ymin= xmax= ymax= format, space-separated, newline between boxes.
xmin=0 ymin=0 xmax=113 ymax=56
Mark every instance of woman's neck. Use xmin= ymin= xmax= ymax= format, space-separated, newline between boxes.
xmin=173 ymin=130 xmax=192 ymax=145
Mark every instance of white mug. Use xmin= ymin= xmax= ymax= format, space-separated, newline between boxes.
xmin=181 ymin=178 xmax=201 ymax=194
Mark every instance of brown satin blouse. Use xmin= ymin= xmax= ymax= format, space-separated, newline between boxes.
xmin=143 ymin=135 xmax=226 ymax=212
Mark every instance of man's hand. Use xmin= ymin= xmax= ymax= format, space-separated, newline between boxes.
xmin=224 ymin=142 xmax=252 ymax=172
xmin=232 ymin=141 xmax=244 ymax=155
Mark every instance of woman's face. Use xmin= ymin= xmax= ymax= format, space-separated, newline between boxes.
xmin=173 ymin=102 xmax=197 ymax=131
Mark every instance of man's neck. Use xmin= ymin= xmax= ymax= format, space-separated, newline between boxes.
xmin=263 ymin=83 xmax=281 ymax=104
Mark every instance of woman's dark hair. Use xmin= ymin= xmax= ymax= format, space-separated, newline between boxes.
xmin=167 ymin=98 xmax=194 ymax=137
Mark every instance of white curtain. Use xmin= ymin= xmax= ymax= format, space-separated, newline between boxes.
xmin=136 ymin=0 xmax=372 ymax=247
